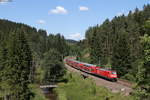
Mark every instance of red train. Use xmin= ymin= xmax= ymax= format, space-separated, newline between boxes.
xmin=65 ymin=58 xmax=117 ymax=82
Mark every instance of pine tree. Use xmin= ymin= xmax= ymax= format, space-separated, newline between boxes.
xmin=55 ymin=34 xmax=68 ymax=59
xmin=0 ymin=41 xmax=11 ymax=99
xmin=112 ymin=32 xmax=132 ymax=77
xmin=42 ymin=49 xmax=66 ymax=84
xmin=134 ymin=34 xmax=150 ymax=99
xmin=6 ymin=29 xmax=33 ymax=100
xmin=90 ymin=26 xmax=100 ymax=64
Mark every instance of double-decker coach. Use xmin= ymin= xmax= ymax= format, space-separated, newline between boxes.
xmin=65 ymin=58 xmax=117 ymax=81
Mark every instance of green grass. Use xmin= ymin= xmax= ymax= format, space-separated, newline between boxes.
xmin=30 ymin=84 xmax=48 ymax=100
xmin=55 ymin=72 xmax=134 ymax=100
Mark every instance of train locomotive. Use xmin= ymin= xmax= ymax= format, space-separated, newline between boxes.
xmin=65 ymin=58 xmax=118 ymax=82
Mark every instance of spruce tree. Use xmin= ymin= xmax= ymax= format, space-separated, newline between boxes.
xmin=42 ymin=49 xmax=66 ymax=84
xmin=0 ymin=41 xmax=11 ymax=99
xmin=134 ymin=34 xmax=150 ymax=99
xmin=112 ymin=32 xmax=132 ymax=77
xmin=6 ymin=29 xmax=33 ymax=100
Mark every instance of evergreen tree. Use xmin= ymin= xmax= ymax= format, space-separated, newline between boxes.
xmin=37 ymin=29 xmax=47 ymax=57
xmin=42 ymin=49 xmax=66 ymax=84
xmin=134 ymin=34 xmax=150 ymax=99
xmin=0 ymin=41 xmax=11 ymax=99
xmin=90 ymin=26 xmax=101 ymax=64
xmin=55 ymin=34 xmax=68 ymax=59
xmin=112 ymin=32 xmax=132 ymax=76
xmin=6 ymin=29 xmax=33 ymax=100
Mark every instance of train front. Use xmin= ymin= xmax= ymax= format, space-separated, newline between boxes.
xmin=109 ymin=71 xmax=117 ymax=81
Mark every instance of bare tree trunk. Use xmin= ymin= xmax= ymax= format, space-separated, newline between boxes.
xmin=4 ymin=95 xmax=7 ymax=100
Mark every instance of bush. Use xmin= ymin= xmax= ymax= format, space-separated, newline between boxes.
xmin=122 ymin=73 xmax=136 ymax=82
xmin=55 ymin=73 xmax=133 ymax=100
xmin=29 ymin=84 xmax=48 ymax=100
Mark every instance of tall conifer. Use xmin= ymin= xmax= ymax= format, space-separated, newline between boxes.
xmin=7 ymin=29 xmax=32 ymax=100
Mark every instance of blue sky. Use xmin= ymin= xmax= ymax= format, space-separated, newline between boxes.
xmin=0 ymin=0 xmax=150 ymax=40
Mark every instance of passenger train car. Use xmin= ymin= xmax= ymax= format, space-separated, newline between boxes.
xmin=65 ymin=58 xmax=117 ymax=81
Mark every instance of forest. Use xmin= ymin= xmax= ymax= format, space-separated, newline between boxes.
xmin=0 ymin=19 xmax=70 ymax=99
xmin=0 ymin=4 xmax=150 ymax=100
xmin=75 ymin=4 xmax=150 ymax=99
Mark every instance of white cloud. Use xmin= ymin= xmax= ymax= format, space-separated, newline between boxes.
xmin=67 ymin=33 xmax=84 ymax=40
xmin=0 ymin=0 xmax=11 ymax=3
xmin=79 ymin=6 xmax=89 ymax=11
xmin=49 ymin=6 xmax=68 ymax=14
xmin=37 ymin=20 xmax=46 ymax=24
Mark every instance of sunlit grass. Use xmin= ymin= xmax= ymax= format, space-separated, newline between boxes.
xmin=55 ymin=72 xmax=134 ymax=100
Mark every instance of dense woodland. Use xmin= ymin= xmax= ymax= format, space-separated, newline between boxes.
xmin=0 ymin=19 xmax=69 ymax=99
xmin=77 ymin=4 xmax=150 ymax=99
xmin=0 ymin=4 xmax=150 ymax=100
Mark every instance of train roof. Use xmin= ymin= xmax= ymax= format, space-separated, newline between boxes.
xmin=82 ymin=63 xmax=96 ymax=66
xmin=67 ymin=59 xmax=116 ymax=71
xmin=68 ymin=59 xmax=96 ymax=66
xmin=66 ymin=59 xmax=114 ymax=71
xmin=97 ymin=68 xmax=113 ymax=71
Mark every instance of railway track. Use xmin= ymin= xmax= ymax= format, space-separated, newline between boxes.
xmin=65 ymin=64 xmax=133 ymax=96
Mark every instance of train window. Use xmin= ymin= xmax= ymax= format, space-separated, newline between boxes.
xmin=111 ymin=72 xmax=116 ymax=74
xmin=86 ymin=65 xmax=90 ymax=67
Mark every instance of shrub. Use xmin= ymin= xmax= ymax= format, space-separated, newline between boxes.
xmin=55 ymin=73 xmax=133 ymax=100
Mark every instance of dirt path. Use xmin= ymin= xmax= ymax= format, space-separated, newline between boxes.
xmin=65 ymin=64 xmax=133 ymax=96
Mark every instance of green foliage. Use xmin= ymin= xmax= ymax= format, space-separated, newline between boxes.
xmin=67 ymin=43 xmax=81 ymax=56
xmin=0 ymin=29 xmax=33 ymax=100
xmin=132 ymin=34 xmax=150 ymax=99
xmin=0 ymin=19 xmax=69 ymax=99
xmin=42 ymin=49 xmax=66 ymax=84
xmin=55 ymin=34 xmax=69 ymax=58
xmin=30 ymin=84 xmax=48 ymax=100
xmin=82 ymin=5 xmax=150 ymax=98
xmin=144 ymin=19 xmax=150 ymax=29
xmin=112 ymin=32 xmax=132 ymax=76
xmin=84 ymin=5 xmax=150 ymax=79
xmin=35 ymin=67 xmax=45 ymax=84
xmin=122 ymin=73 xmax=136 ymax=82
xmin=77 ymin=48 xmax=91 ymax=63
xmin=55 ymin=73 xmax=133 ymax=100
xmin=0 ymin=19 xmax=69 ymax=59
xmin=0 ymin=4 xmax=150 ymax=100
